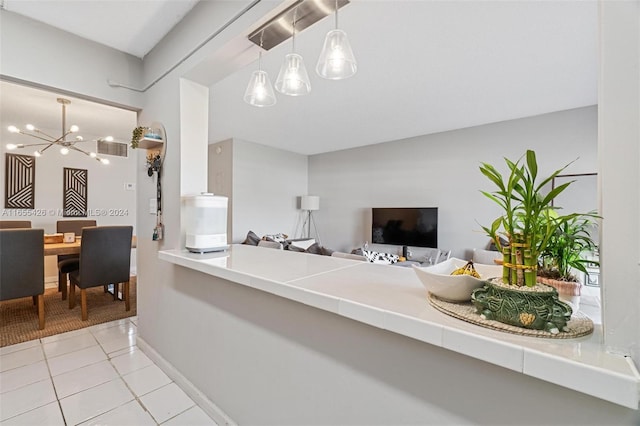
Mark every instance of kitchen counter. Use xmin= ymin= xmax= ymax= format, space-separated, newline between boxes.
xmin=158 ymin=244 xmax=639 ymax=411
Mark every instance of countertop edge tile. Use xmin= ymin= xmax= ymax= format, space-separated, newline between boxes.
xmin=339 ymin=299 xmax=387 ymax=330
xmin=523 ymin=348 xmax=640 ymax=410
xmin=383 ymin=312 xmax=443 ymax=347
xmin=442 ymin=325 xmax=524 ymax=372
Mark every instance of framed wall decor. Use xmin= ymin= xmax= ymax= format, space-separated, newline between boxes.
xmin=5 ymin=153 xmax=35 ymax=209
xmin=63 ymin=167 xmax=88 ymax=217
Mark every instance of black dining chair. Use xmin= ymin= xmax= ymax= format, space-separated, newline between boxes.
xmin=0 ymin=228 xmax=45 ymax=329
xmin=56 ymin=220 xmax=97 ymax=300
xmin=68 ymin=226 xmax=133 ymax=321
xmin=0 ymin=220 xmax=32 ymax=229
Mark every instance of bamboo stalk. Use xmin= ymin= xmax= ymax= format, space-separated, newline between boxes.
xmin=524 ymin=249 xmax=536 ymax=287
xmin=510 ymin=244 xmax=518 ymax=285
xmin=502 ymin=247 xmax=511 ymax=283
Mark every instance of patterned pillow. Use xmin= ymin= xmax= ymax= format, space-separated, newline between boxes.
xmin=263 ymin=233 xmax=288 ymax=244
xmin=362 ymin=250 xmax=399 ymax=264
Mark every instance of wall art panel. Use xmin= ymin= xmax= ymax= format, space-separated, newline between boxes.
xmin=63 ymin=167 xmax=88 ymax=217
xmin=5 ymin=153 xmax=35 ymax=209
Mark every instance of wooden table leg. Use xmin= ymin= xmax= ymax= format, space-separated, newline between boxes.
xmin=81 ymin=289 xmax=88 ymax=321
xmin=69 ymin=282 xmax=76 ymax=309
xmin=38 ymin=294 xmax=45 ymax=330
xmin=124 ymin=281 xmax=130 ymax=311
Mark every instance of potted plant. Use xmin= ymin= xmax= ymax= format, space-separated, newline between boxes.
xmin=471 ymin=150 xmax=578 ymax=333
xmin=537 ymin=213 xmax=599 ymax=306
xmin=130 ymin=126 xmax=148 ymax=149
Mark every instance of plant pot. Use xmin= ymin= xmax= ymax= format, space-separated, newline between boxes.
xmin=536 ymin=276 xmax=582 ymax=309
xmin=471 ymin=278 xmax=573 ymax=334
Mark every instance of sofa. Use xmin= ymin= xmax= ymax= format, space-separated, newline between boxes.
xmin=242 ymin=231 xmax=334 ymax=256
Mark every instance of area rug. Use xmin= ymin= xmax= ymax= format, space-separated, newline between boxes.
xmin=1 ymin=277 xmax=136 ymax=347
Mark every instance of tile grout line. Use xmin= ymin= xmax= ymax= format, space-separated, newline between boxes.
xmin=41 ymin=336 xmax=69 ymax=426
xmin=2 ymin=318 xmax=216 ymax=425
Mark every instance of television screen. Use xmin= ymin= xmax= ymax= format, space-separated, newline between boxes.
xmin=371 ymin=207 xmax=438 ymax=248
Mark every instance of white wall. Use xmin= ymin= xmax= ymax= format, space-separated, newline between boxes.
xmin=308 ymin=106 xmax=597 ymax=257
xmin=0 ymin=10 xmax=143 ymax=109
xmin=208 ymin=138 xmax=310 ymax=244
xmin=230 ymin=139 xmax=308 ymax=242
xmin=208 ymin=139 xmax=234 ymax=240
xmin=598 ymin=0 xmax=640 ymax=362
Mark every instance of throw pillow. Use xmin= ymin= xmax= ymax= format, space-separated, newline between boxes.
xmin=242 ymin=230 xmax=261 ymax=246
xmin=362 ymin=249 xmax=399 ymax=264
xmin=264 ymin=233 xmax=288 ymax=244
xmin=306 ymin=243 xmax=324 ymax=255
xmin=289 ymin=238 xmax=316 ymax=250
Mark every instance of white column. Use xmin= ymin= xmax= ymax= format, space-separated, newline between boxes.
xmin=180 ymin=78 xmax=209 ymax=196
xmin=598 ymin=0 xmax=640 ymax=362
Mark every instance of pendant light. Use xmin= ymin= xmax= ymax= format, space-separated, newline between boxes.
xmin=244 ymin=33 xmax=277 ymax=107
xmin=316 ymin=0 xmax=357 ymax=80
xmin=275 ymin=12 xmax=311 ymax=96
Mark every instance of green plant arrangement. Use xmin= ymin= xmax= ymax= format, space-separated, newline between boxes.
xmin=130 ymin=126 xmax=148 ymax=149
xmin=478 ymin=150 xmax=578 ymax=287
xmin=472 ymin=149 xmax=580 ymax=333
xmin=538 ymin=213 xmax=599 ymax=282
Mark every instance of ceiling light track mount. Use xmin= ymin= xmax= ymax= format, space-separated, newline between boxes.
xmin=248 ymin=0 xmax=350 ymax=51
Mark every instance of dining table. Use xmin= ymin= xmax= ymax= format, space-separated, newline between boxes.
xmin=44 ymin=235 xmax=137 ymax=256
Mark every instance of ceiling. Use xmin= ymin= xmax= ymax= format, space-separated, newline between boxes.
xmin=1 ymin=0 xmax=199 ymax=58
xmin=0 ymin=1 xmax=598 ymax=156
xmin=209 ymin=0 xmax=598 ymax=155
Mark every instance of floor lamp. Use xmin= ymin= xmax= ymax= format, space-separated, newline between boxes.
xmin=301 ymin=195 xmax=320 ymax=243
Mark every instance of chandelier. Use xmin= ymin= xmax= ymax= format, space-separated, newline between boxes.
xmin=6 ymin=98 xmax=112 ymax=164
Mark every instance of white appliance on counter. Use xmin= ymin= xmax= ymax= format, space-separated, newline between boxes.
xmin=182 ymin=193 xmax=228 ymax=253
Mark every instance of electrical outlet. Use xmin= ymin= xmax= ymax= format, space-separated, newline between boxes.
xmin=124 ymin=182 xmax=135 ymax=191
xmin=149 ymin=198 xmax=157 ymax=215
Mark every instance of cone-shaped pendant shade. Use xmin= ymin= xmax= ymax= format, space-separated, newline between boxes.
xmin=316 ymin=29 xmax=357 ymax=80
xmin=244 ymin=69 xmax=277 ymax=107
xmin=275 ymin=53 xmax=311 ymax=96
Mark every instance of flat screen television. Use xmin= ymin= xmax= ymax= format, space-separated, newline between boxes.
xmin=371 ymin=207 xmax=438 ymax=248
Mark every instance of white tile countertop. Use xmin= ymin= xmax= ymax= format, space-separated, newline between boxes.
xmin=159 ymin=244 xmax=640 ymax=410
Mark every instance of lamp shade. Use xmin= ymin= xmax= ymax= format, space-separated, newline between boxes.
xmin=316 ymin=29 xmax=357 ymax=80
xmin=301 ymin=195 xmax=320 ymax=211
xmin=244 ymin=70 xmax=277 ymax=107
xmin=275 ymin=53 xmax=311 ymax=96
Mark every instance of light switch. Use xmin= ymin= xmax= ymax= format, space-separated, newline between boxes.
xmin=149 ymin=198 xmax=157 ymax=215
xmin=124 ymin=182 xmax=135 ymax=191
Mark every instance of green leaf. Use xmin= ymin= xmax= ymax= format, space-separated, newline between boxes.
xmin=540 ymin=181 xmax=573 ymax=207
xmin=479 ymin=164 xmax=505 ymax=191
xmin=526 ymin=150 xmax=538 ymax=181
xmin=480 ymin=191 xmax=507 ymax=210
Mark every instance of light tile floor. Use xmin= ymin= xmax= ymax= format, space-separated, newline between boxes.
xmin=0 ymin=317 xmax=218 ymax=426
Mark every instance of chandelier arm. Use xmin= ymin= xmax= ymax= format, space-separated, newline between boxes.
xmin=18 ymin=133 xmax=55 ymax=143
xmin=15 ymin=142 xmax=52 ymax=148
xmin=54 ymin=130 xmax=76 ymax=144
xmin=70 ymin=146 xmax=106 ymax=163
xmin=69 ymin=145 xmax=91 ymax=156
xmin=39 ymin=143 xmax=56 ymax=153
xmin=32 ymin=129 xmax=58 ymax=140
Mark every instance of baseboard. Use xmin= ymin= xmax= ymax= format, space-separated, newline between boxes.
xmin=136 ymin=337 xmax=236 ymax=426
xmin=45 ymin=276 xmax=58 ymax=288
